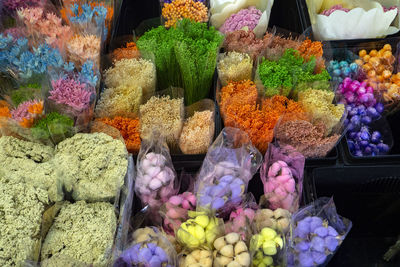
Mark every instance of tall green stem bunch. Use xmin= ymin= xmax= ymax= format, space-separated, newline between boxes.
xmin=137 ymin=19 xmax=223 ymax=105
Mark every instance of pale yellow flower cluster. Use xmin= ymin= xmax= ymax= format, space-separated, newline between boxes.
xmin=298 ymin=89 xmax=345 ymax=134
xmin=217 ymin=52 xmax=253 ymax=86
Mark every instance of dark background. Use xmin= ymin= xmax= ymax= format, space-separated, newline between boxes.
xmin=115 ymin=0 xmax=303 ymax=36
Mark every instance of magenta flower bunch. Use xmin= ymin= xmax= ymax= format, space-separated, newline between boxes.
xmin=3 ymin=0 xmax=41 ymax=11
xmin=49 ymin=77 xmax=94 ymax=112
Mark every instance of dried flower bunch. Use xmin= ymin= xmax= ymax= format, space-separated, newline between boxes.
xmin=224 ymin=30 xmax=266 ymax=60
xmin=217 ymin=52 xmax=253 ymax=86
xmin=220 ymin=6 xmax=262 ymax=34
xmin=10 ymin=99 xmax=44 ymax=128
xmin=258 ymin=48 xmax=330 ymax=98
xmin=298 ymin=89 xmax=345 ymax=134
xmin=96 ymin=116 xmax=141 ymax=154
xmin=66 ymin=34 xmax=101 ymax=68
xmin=139 ymin=95 xmax=184 ymax=145
xmin=0 ymin=173 xmax=48 ymax=266
xmin=3 ymin=0 xmax=41 ymax=11
xmin=0 ymin=136 xmax=61 ymax=202
xmin=54 ymin=133 xmax=128 ymax=202
xmin=17 ymin=7 xmax=72 ymax=51
xmin=219 ymin=80 xmax=305 ymax=153
xmin=0 ymin=101 xmax=11 ymax=125
xmin=162 ymin=0 xmax=208 ymax=28
xmin=96 ymin=58 xmax=156 ymax=118
xmin=275 ymin=119 xmax=340 ymax=158
xmin=40 ymin=201 xmax=116 ymax=266
xmin=179 ymin=110 xmax=214 ymax=154
xmin=31 ymin=112 xmax=74 ymax=140
xmin=137 ymin=19 xmax=223 ymax=105
xmin=49 ymin=77 xmax=94 ymax=113
xmin=111 ymin=42 xmax=140 ymax=62
xmin=104 ymin=58 xmax=156 ymax=96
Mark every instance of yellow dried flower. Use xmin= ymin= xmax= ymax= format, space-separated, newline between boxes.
xmin=104 ymin=58 xmax=156 ymax=97
xmin=95 ymin=84 xmax=143 ymax=118
xmin=179 ymin=110 xmax=214 ymax=154
xmin=0 ymin=174 xmax=48 ymax=267
xmin=298 ymin=89 xmax=345 ymax=134
xmin=41 ymin=201 xmax=116 ymax=266
xmin=139 ymin=95 xmax=184 ymax=145
xmin=217 ymin=52 xmax=253 ymax=86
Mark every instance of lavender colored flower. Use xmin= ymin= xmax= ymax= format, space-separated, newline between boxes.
xmin=220 ymin=6 xmax=262 ymax=34
xmin=324 ymin=236 xmax=339 ymax=252
xmin=3 ymin=0 xmax=41 ymax=11
xmin=49 ymin=77 xmax=94 ymax=112
xmin=114 ymin=242 xmax=172 ymax=267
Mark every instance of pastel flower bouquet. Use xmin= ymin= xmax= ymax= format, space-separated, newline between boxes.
xmin=195 ymin=127 xmax=262 ymax=218
xmin=260 ymin=143 xmax=305 ymax=213
xmin=210 ymin=0 xmax=274 ymax=37
xmin=306 ymin=0 xmax=400 ymax=40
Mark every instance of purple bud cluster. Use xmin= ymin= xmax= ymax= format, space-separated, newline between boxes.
xmin=163 ymin=0 xmax=205 ymax=2
xmin=198 ymin=174 xmax=244 ymax=210
xmin=338 ymin=78 xmax=376 ymax=107
xmin=114 ymin=242 xmax=173 ymax=267
xmin=289 ymin=216 xmax=340 ymax=267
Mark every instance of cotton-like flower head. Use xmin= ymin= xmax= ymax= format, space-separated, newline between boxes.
xmin=49 ymin=77 xmax=94 ymax=113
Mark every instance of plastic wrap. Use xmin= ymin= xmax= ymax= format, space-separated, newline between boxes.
xmin=254 ymin=208 xmax=291 ymax=234
xmin=217 ymin=51 xmax=254 ymax=86
xmin=306 ymin=0 xmax=400 ymax=40
xmin=176 ymin=210 xmax=224 ymax=250
xmin=287 ymin=197 xmax=352 ymax=267
xmin=135 ymin=134 xmax=179 ymax=217
xmin=213 ymin=232 xmax=252 ymax=266
xmin=195 ymin=127 xmax=262 ymax=217
xmin=260 ymin=143 xmax=305 ymax=213
xmin=250 ymin=226 xmax=286 ymax=267
xmin=210 ymin=0 xmax=274 ymax=38
xmin=179 ymin=99 xmax=215 ymax=155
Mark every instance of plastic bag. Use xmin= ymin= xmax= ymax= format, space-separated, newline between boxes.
xmin=254 ymin=208 xmax=291 ymax=234
xmin=139 ymin=87 xmax=184 ymax=149
xmin=195 ymin=127 xmax=262 ymax=217
xmin=210 ymin=0 xmax=274 ymax=38
xmin=43 ymin=70 xmax=96 ymax=132
xmin=213 ymin=232 xmax=253 ymax=267
xmin=274 ymin=112 xmax=346 ymax=158
xmin=225 ymin=193 xmax=258 ymax=241
xmin=287 ymin=197 xmax=352 ymax=267
xmin=217 ymin=51 xmax=254 ymax=86
xmin=135 ymin=133 xmax=179 ymax=213
xmin=250 ymin=226 xmax=286 ymax=267
xmin=113 ymin=232 xmax=178 ymax=267
xmin=306 ymin=0 xmax=400 ymax=40
xmin=176 ymin=210 xmax=224 ymax=250
xmin=260 ymin=143 xmax=305 ymax=213
xmin=178 ymin=98 xmax=215 ymax=154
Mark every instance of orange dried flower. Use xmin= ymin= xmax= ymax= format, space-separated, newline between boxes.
xmin=111 ymin=42 xmax=140 ymax=62
xmin=97 ymin=116 xmax=141 ymax=153
xmin=219 ymin=81 xmax=306 ymax=153
xmin=162 ymin=0 xmax=208 ymax=28
xmin=0 ymin=101 xmax=11 ymax=128
xmin=298 ymin=38 xmax=325 ymax=73
xmin=27 ymin=101 xmax=44 ymax=115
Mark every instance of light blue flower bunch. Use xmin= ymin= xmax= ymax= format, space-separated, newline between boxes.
xmin=80 ymin=60 xmax=99 ymax=86
xmin=68 ymin=3 xmax=108 ymax=41
xmin=0 ymin=34 xmax=74 ymax=79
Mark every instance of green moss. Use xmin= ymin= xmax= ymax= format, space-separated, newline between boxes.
xmin=10 ymin=86 xmax=41 ymax=106
xmin=31 ymin=112 xmax=74 ymax=141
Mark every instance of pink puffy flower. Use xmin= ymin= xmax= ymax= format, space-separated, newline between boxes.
xmin=226 ymin=207 xmax=256 ymax=236
xmin=321 ymin=5 xmax=350 ymax=16
xmin=264 ymin=160 xmax=298 ymax=211
xmin=10 ymin=99 xmax=42 ymax=123
xmin=163 ymin=192 xmax=196 ymax=235
xmin=49 ymin=77 xmax=94 ymax=113
xmin=220 ymin=6 xmax=262 ymax=34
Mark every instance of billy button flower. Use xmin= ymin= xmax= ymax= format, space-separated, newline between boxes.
xmin=162 ymin=0 xmax=208 ymax=28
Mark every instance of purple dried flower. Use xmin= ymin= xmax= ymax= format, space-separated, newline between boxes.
xmin=4 ymin=0 xmax=41 ymax=11
xmin=49 ymin=77 xmax=94 ymax=112
xmin=220 ymin=6 xmax=262 ymax=34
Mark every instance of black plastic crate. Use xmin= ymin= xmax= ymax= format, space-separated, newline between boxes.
xmin=340 ymin=110 xmax=400 ymax=165
xmin=309 ymin=165 xmax=400 ymax=266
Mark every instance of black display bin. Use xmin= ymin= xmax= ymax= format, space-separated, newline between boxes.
xmin=307 ymin=165 xmax=400 ymax=266
xmin=296 ymin=0 xmax=400 ymax=44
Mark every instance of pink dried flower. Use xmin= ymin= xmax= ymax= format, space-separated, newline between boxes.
xmin=10 ymin=99 xmax=42 ymax=122
xmin=17 ymin=7 xmax=71 ymax=51
xmin=49 ymin=77 xmax=94 ymax=112
xmin=220 ymin=6 xmax=262 ymax=34
xmin=321 ymin=5 xmax=350 ymax=16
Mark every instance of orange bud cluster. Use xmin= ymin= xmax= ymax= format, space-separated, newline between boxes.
xmin=162 ymin=0 xmax=208 ymax=28
xmin=356 ymin=44 xmax=400 ymax=103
